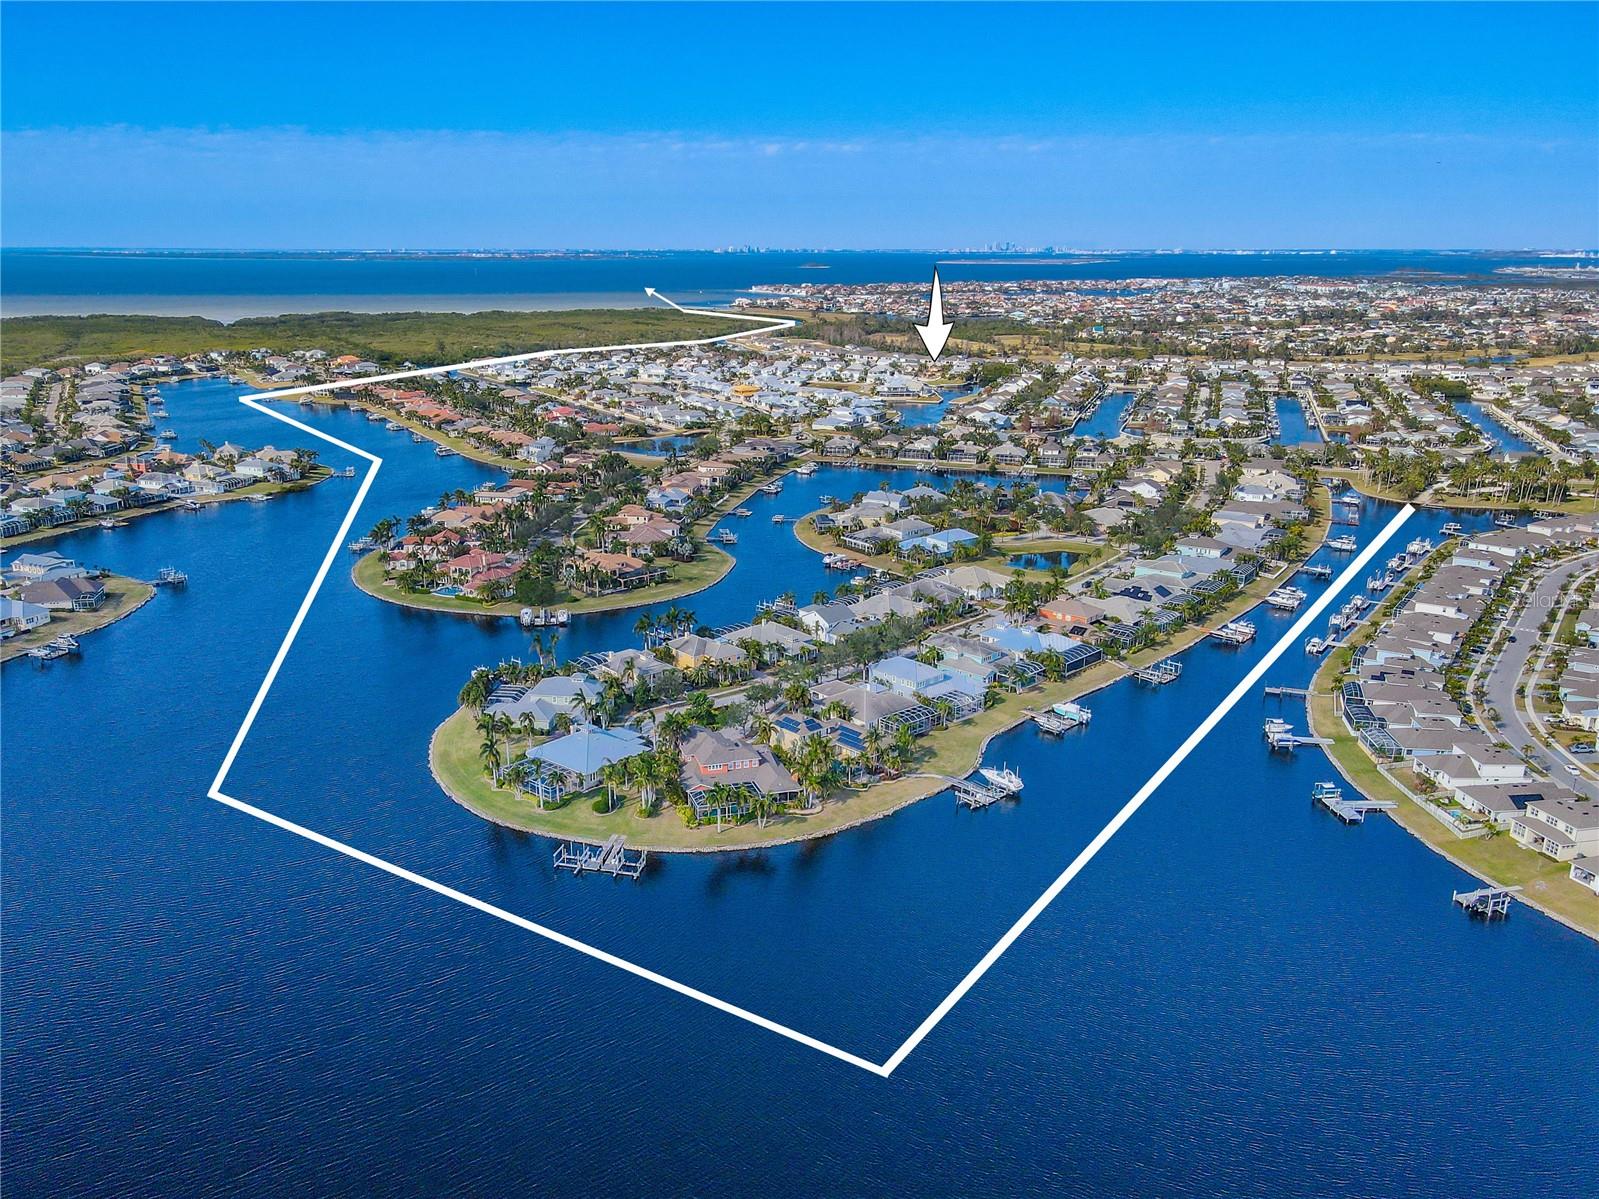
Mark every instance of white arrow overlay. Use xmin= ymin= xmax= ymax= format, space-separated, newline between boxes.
xmin=913 ymin=266 xmax=953 ymax=361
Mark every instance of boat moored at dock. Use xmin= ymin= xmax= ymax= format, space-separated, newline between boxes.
xmin=1265 ymin=586 xmax=1307 ymax=612
xmin=1211 ymin=619 xmax=1258 ymax=644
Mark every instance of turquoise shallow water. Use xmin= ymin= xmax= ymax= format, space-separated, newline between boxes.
xmin=3 ymin=377 xmax=1595 ymax=1197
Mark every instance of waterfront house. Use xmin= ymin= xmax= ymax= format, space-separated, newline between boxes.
xmin=8 ymin=550 xmax=83 ymax=579
xmin=0 ymin=596 xmax=51 ymax=633
xmin=678 ymin=728 xmax=800 ymax=820
xmin=1511 ymin=795 xmax=1599 ymax=862
xmin=486 ymin=674 xmax=603 ymax=732
xmin=20 ymin=575 xmax=106 ymax=612
xmin=796 ymin=602 xmax=863 ymax=643
xmin=523 ymin=724 xmax=650 ymax=797
xmin=809 ymin=680 xmax=936 ymax=737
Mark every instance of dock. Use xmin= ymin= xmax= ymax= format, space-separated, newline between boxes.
xmin=552 ymin=835 xmax=648 ymax=879
xmin=1452 ymin=885 xmax=1520 ymax=919
xmin=1297 ymin=563 xmax=1334 ymax=580
xmin=1265 ymin=720 xmax=1333 ymax=750
xmin=945 ymin=767 xmax=1025 ymax=809
xmin=154 ymin=566 xmax=188 ymax=588
xmin=1263 ymin=686 xmax=1310 ymax=700
xmin=1029 ymin=700 xmax=1091 ymax=734
xmin=1131 ymin=658 xmax=1181 ymax=685
xmin=1310 ymin=781 xmax=1396 ymax=823
xmin=951 ymin=778 xmax=1009 ymax=808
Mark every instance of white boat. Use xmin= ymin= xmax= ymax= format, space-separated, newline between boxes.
xmin=384 ymin=420 xmax=403 ymax=432
xmin=759 ymin=481 xmax=783 ymax=495
xmin=246 ymin=494 xmax=268 ymax=503
xmin=795 ymin=462 xmax=818 ymax=476
xmin=818 ymin=494 xmax=835 ymax=505
xmin=98 ymin=519 xmax=118 ymax=529
xmin=1494 ymin=512 xmax=1516 ymax=527
xmin=1051 ymin=700 xmax=1092 ymax=726
xmin=979 ymin=766 xmax=1024 ymax=794
xmin=1213 ymin=619 xmax=1257 ymax=644
xmin=823 ymin=553 xmax=855 ymax=569
xmin=1265 ymin=586 xmax=1307 ymax=611
xmin=712 ymin=529 xmax=738 ymax=544
xmin=732 ymin=508 xmax=753 ymax=518
xmin=1305 ymin=636 xmax=1325 ymax=655
xmin=435 ymin=446 xmax=456 ymax=457
xmin=27 ymin=634 xmax=81 ymax=661
xmin=1440 ymin=522 xmax=1463 ymax=537
xmin=519 ymin=607 xmax=571 ymax=628
xmin=1405 ymin=538 xmax=1434 ymax=557
xmin=157 ymin=428 xmax=178 ymax=440
xmin=411 ymin=432 xmax=425 ymax=443
xmin=771 ymin=514 xmax=787 ymax=524
xmin=1328 ymin=535 xmax=1358 ymax=552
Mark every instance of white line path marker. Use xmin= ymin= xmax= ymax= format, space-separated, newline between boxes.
xmin=205 ymin=298 xmax=1412 ymax=1075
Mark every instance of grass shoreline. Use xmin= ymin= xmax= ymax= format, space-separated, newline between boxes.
xmin=1307 ymin=646 xmax=1598 ymax=942
xmin=428 ymin=494 xmax=1333 ymax=852
xmin=351 ymin=545 xmax=735 ymax=619
xmin=0 ymin=574 xmax=156 ymax=663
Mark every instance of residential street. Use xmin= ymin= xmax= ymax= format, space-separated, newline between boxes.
xmin=1481 ymin=549 xmax=1599 ymax=801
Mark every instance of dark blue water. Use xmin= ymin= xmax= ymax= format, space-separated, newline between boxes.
xmin=1453 ymin=399 xmax=1535 ymax=455
xmin=1075 ymin=391 xmax=1136 ymax=439
xmin=2 ymin=248 xmax=1575 ymax=317
xmin=1273 ymin=395 xmax=1322 ymax=447
xmin=5 ymin=379 xmax=1594 ymax=1197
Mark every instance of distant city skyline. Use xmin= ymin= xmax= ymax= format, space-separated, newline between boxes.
xmin=2 ymin=2 xmax=1594 ymax=249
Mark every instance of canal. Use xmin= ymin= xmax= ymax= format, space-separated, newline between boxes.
xmin=4 ymin=377 xmax=1593 ymax=1197
xmin=1454 ymin=398 xmax=1536 ymax=455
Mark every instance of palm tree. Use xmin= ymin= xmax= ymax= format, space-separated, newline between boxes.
xmin=526 ymin=758 xmax=550 ymax=809
xmin=479 ymin=730 xmax=503 ymax=783
xmin=600 ymin=762 xmax=628 ymax=812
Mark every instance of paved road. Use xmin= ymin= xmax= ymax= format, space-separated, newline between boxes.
xmin=1481 ymin=550 xmax=1599 ymax=800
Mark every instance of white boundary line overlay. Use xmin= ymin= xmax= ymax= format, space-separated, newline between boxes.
xmin=204 ymin=294 xmax=1413 ymax=1076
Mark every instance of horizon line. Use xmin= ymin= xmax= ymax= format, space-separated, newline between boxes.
xmin=4 ymin=245 xmax=1596 ymax=256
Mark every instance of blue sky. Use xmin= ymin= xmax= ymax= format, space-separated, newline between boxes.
xmin=2 ymin=2 xmax=1594 ymax=248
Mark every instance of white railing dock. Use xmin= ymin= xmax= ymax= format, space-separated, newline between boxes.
xmin=1131 ymin=658 xmax=1181 ymax=685
xmin=1452 ymin=885 xmax=1520 ymax=919
xmin=1310 ymin=781 xmax=1396 ymax=823
xmin=552 ymin=835 xmax=648 ymax=880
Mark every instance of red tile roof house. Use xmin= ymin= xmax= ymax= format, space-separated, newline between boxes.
xmin=445 ymin=550 xmax=509 ymax=582
xmin=465 ymin=563 xmax=519 ymax=598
